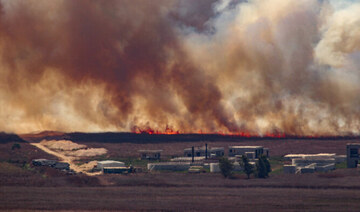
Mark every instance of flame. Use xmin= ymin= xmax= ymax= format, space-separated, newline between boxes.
xmin=132 ymin=125 xmax=288 ymax=138
xmin=133 ymin=126 xmax=180 ymax=135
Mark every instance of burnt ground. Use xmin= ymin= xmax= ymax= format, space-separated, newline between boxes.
xmin=1 ymin=132 xmax=360 ymax=211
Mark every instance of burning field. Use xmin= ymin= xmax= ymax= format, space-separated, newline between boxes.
xmin=1 ymin=0 xmax=360 ymax=210
xmin=0 ymin=0 xmax=359 ymax=137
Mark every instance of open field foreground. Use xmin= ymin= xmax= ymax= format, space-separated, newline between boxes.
xmin=2 ymin=133 xmax=360 ymax=211
xmin=2 ymin=186 xmax=360 ymax=211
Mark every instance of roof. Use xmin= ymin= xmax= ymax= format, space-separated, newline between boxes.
xmin=33 ymin=159 xmax=54 ymax=161
xmin=184 ymin=146 xmax=224 ymax=151
xmin=148 ymin=162 xmax=191 ymax=165
xmin=284 ymin=153 xmax=336 ymax=158
xmin=97 ymin=160 xmax=125 ymax=165
xmin=229 ymin=146 xmax=263 ymax=149
xmin=33 ymin=159 xmax=56 ymax=163
xmin=171 ymin=156 xmax=206 ymax=162
xmin=211 ymin=147 xmax=224 ymax=151
xmin=138 ymin=150 xmax=163 ymax=153
xmin=184 ymin=147 xmax=205 ymax=151
xmin=103 ymin=167 xmax=130 ymax=170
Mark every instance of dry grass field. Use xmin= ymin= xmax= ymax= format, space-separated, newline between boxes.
xmin=2 ymin=185 xmax=360 ymax=211
xmin=2 ymin=133 xmax=360 ymax=211
xmin=21 ymin=131 xmax=357 ymax=157
xmin=85 ymin=138 xmax=353 ymax=158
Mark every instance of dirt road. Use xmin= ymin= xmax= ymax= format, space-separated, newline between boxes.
xmin=30 ymin=142 xmax=101 ymax=176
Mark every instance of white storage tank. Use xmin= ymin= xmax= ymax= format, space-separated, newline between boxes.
xmin=210 ymin=163 xmax=220 ymax=173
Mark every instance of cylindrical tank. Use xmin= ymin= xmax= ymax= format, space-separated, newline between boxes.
xmin=210 ymin=163 xmax=220 ymax=173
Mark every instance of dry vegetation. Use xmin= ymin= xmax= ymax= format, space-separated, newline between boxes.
xmin=2 ymin=135 xmax=360 ymax=211
xmin=2 ymin=186 xmax=360 ymax=211
xmin=81 ymin=138 xmax=352 ymax=158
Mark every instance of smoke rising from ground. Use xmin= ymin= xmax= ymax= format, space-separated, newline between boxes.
xmin=0 ymin=0 xmax=359 ymax=136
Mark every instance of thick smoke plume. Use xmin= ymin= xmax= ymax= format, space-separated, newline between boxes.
xmin=0 ymin=0 xmax=359 ymax=136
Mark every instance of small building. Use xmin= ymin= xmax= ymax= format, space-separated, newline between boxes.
xmin=210 ymin=147 xmax=225 ymax=157
xmin=32 ymin=159 xmax=57 ymax=166
xmin=32 ymin=159 xmax=69 ymax=170
xmin=346 ymin=143 xmax=360 ymax=168
xmin=183 ymin=146 xmax=224 ymax=158
xmin=284 ymin=153 xmax=336 ymax=161
xmin=97 ymin=160 xmax=125 ymax=171
xmin=228 ymin=146 xmax=265 ymax=158
xmin=139 ymin=150 xmax=163 ymax=160
xmin=283 ymin=154 xmax=338 ymax=174
xmin=284 ymin=153 xmax=346 ymax=163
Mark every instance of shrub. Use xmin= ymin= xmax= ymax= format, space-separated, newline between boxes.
xmin=262 ymin=155 xmax=272 ymax=174
xmin=67 ymin=175 xmax=101 ymax=187
xmin=241 ymin=155 xmax=254 ymax=179
xmin=219 ymin=157 xmax=234 ymax=178
xmin=11 ymin=143 xmax=21 ymax=150
xmin=256 ymin=155 xmax=271 ymax=178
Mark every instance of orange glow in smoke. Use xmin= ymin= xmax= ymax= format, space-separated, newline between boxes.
xmin=133 ymin=126 xmax=180 ymax=135
xmin=133 ymin=126 xmax=287 ymax=138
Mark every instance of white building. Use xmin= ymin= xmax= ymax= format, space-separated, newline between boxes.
xmin=183 ymin=146 xmax=224 ymax=158
xmin=228 ymin=146 xmax=268 ymax=158
xmin=346 ymin=143 xmax=360 ymax=168
xmin=97 ymin=160 xmax=125 ymax=171
xmin=282 ymin=153 xmax=345 ymax=174
xmin=138 ymin=150 xmax=163 ymax=160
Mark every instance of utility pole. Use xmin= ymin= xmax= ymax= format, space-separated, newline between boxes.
xmin=205 ymin=143 xmax=208 ymax=160
xmin=192 ymin=146 xmax=194 ymax=163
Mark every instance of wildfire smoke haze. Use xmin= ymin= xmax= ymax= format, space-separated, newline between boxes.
xmin=0 ymin=0 xmax=359 ymax=136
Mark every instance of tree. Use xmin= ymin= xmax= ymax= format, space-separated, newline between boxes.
xmin=256 ymin=155 xmax=271 ymax=178
xmin=11 ymin=143 xmax=21 ymax=150
xmin=219 ymin=157 xmax=234 ymax=178
xmin=262 ymin=155 xmax=272 ymax=175
xmin=241 ymin=155 xmax=254 ymax=179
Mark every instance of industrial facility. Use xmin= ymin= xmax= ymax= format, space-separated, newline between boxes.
xmin=32 ymin=159 xmax=70 ymax=171
xmin=31 ymin=142 xmax=360 ymax=176
xmin=183 ymin=145 xmax=224 ymax=158
xmin=138 ymin=150 xmax=163 ymax=160
xmin=96 ymin=160 xmax=133 ymax=174
xmin=228 ymin=146 xmax=269 ymax=158
xmin=283 ymin=153 xmax=346 ymax=174
xmin=346 ymin=143 xmax=360 ymax=168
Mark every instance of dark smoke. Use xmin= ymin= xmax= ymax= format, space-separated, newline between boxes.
xmin=0 ymin=0 xmax=359 ymax=136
